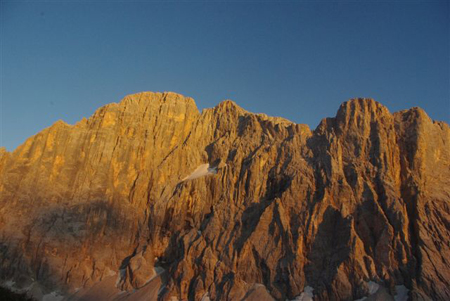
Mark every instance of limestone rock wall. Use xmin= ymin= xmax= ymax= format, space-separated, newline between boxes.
xmin=0 ymin=92 xmax=448 ymax=300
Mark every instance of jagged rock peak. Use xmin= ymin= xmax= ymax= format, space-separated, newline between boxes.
xmin=51 ymin=119 xmax=70 ymax=128
xmin=328 ymin=98 xmax=393 ymax=136
xmin=213 ymin=99 xmax=247 ymax=114
xmin=89 ymin=91 xmax=200 ymax=117
xmin=211 ymin=99 xmax=296 ymax=128
xmin=80 ymin=91 xmax=201 ymax=129
xmin=122 ymin=91 xmax=196 ymax=105
xmin=394 ymin=106 xmax=432 ymax=123
xmin=120 ymin=91 xmax=199 ymax=112
xmin=336 ymin=97 xmax=391 ymax=121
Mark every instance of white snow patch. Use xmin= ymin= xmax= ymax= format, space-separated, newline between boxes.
xmin=2 ymin=280 xmax=65 ymax=301
xmin=368 ymin=281 xmax=380 ymax=294
xmin=116 ymin=268 xmax=127 ymax=286
xmin=3 ymin=280 xmax=15 ymax=289
xmin=21 ymin=281 xmax=35 ymax=292
xmin=182 ymin=164 xmax=217 ymax=181
xmin=395 ymin=285 xmax=409 ymax=301
xmin=107 ymin=269 xmax=117 ymax=276
xmin=145 ymin=266 xmax=166 ymax=285
xmin=2 ymin=279 xmax=38 ymax=295
xmin=355 ymin=281 xmax=381 ymax=301
xmin=292 ymin=286 xmax=314 ymax=301
xmin=42 ymin=291 xmax=64 ymax=301
xmin=1 ymin=280 xmax=22 ymax=293
xmin=201 ymin=292 xmax=211 ymax=301
xmin=154 ymin=266 xmax=165 ymax=275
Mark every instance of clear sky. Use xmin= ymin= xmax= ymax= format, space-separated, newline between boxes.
xmin=1 ymin=0 xmax=449 ymax=151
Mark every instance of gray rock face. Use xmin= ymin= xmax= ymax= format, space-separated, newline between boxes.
xmin=0 ymin=92 xmax=449 ymax=300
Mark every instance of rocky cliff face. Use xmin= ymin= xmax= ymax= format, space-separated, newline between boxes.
xmin=0 ymin=92 xmax=449 ymax=301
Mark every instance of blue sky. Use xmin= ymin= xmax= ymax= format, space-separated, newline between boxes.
xmin=1 ymin=0 xmax=449 ymax=151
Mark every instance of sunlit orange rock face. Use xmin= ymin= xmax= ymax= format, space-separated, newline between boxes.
xmin=0 ymin=92 xmax=449 ymax=300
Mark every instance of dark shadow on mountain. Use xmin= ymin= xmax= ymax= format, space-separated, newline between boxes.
xmin=0 ymin=286 xmax=35 ymax=301
xmin=304 ymin=206 xmax=352 ymax=297
xmin=0 ymin=199 xmax=136 ymax=296
xmin=234 ymin=168 xmax=292 ymax=254
xmin=31 ymin=200 xmax=133 ymax=244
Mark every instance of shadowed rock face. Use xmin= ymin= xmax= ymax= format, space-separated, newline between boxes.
xmin=0 ymin=92 xmax=449 ymax=300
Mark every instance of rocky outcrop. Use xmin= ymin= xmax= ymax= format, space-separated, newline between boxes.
xmin=0 ymin=92 xmax=448 ymax=300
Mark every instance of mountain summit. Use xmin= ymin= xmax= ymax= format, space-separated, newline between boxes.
xmin=0 ymin=92 xmax=449 ymax=300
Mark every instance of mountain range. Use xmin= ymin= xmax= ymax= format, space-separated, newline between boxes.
xmin=0 ymin=92 xmax=449 ymax=300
